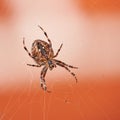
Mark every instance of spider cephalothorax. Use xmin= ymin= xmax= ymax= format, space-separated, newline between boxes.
xmin=23 ymin=25 xmax=78 ymax=92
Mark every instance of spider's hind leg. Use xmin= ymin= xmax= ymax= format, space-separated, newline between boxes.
xmin=38 ymin=25 xmax=52 ymax=47
xmin=54 ymin=43 xmax=63 ymax=58
xmin=23 ymin=37 xmax=34 ymax=59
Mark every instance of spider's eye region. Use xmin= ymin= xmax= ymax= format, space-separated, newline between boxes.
xmin=48 ymin=60 xmax=54 ymax=69
xmin=48 ymin=60 xmax=52 ymax=65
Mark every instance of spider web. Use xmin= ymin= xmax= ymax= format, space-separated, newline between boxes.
xmin=23 ymin=66 xmax=76 ymax=120
xmin=0 ymin=67 xmax=34 ymax=120
xmin=0 ymin=67 xmax=66 ymax=120
xmin=0 ymin=66 xmax=112 ymax=120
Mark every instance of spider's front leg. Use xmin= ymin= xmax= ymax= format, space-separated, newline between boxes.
xmin=55 ymin=60 xmax=78 ymax=83
xmin=27 ymin=62 xmax=45 ymax=67
xmin=40 ymin=66 xmax=48 ymax=91
xmin=27 ymin=64 xmax=41 ymax=67
xmin=55 ymin=59 xmax=78 ymax=69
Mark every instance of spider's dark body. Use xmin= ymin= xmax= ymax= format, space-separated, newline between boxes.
xmin=23 ymin=25 xmax=78 ymax=92
xmin=31 ymin=40 xmax=54 ymax=64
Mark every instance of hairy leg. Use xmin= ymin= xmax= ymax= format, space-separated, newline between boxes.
xmin=38 ymin=25 xmax=52 ymax=47
xmin=27 ymin=64 xmax=41 ymax=67
xmin=23 ymin=37 xmax=34 ymax=59
xmin=54 ymin=43 xmax=63 ymax=58
xmin=56 ymin=61 xmax=78 ymax=83
xmin=55 ymin=59 xmax=78 ymax=69
xmin=40 ymin=66 xmax=48 ymax=91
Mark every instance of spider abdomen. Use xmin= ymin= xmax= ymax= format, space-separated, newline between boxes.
xmin=31 ymin=40 xmax=54 ymax=64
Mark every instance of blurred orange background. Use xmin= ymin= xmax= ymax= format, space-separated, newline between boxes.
xmin=0 ymin=0 xmax=120 ymax=120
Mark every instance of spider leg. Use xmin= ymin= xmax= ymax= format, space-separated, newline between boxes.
xmin=55 ymin=59 xmax=78 ymax=69
xmin=27 ymin=62 xmax=45 ymax=67
xmin=38 ymin=25 xmax=52 ymax=47
xmin=27 ymin=64 xmax=41 ymax=67
xmin=23 ymin=37 xmax=34 ymax=59
xmin=53 ymin=43 xmax=63 ymax=58
xmin=40 ymin=66 xmax=48 ymax=91
xmin=56 ymin=61 xmax=78 ymax=83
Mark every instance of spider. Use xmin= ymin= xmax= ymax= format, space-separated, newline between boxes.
xmin=23 ymin=25 xmax=78 ymax=92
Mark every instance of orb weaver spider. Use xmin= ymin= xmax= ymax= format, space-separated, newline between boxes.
xmin=23 ymin=25 xmax=78 ymax=92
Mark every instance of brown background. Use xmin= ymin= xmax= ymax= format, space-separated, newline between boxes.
xmin=0 ymin=0 xmax=120 ymax=120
